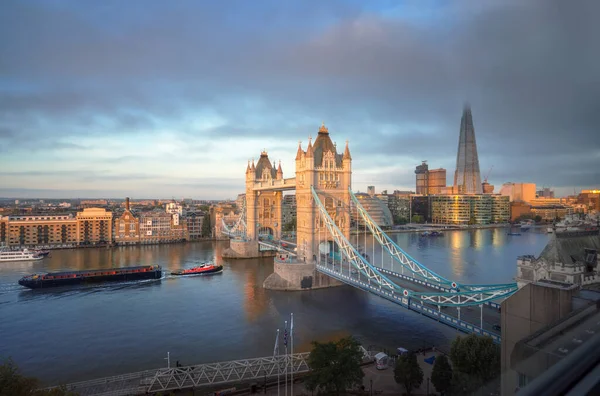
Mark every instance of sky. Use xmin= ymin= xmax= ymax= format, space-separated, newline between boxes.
xmin=1 ymin=0 xmax=599 ymax=200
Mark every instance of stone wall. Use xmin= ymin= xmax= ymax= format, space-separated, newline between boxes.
xmin=263 ymin=261 xmax=343 ymax=290
xmin=222 ymin=240 xmax=275 ymax=259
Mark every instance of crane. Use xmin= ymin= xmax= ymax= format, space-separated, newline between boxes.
xmin=484 ymin=165 xmax=494 ymax=183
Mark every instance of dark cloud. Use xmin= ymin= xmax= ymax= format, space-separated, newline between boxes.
xmin=0 ymin=0 xmax=598 ymax=196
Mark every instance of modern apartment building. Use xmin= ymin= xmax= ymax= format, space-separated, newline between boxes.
xmin=431 ymin=194 xmax=509 ymax=225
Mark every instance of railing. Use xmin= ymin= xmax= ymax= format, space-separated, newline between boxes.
xmin=147 ymin=353 xmax=310 ymax=393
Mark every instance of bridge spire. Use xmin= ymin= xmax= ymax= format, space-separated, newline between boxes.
xmin=306 ymin=135 xmax=314 ymax=158
xmin=246 ymin=160 xmax=251 ymax=173
xmin=251 ymin=158 xmax=255 ymax=171
xmin=295 ymin=141 xmax=303 ymax=160
xmin=343 ymin=140 xmax=352 ymax=160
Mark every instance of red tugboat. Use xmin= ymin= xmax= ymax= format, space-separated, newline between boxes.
xmin=171 ymin=262 xmax=223 ymax=276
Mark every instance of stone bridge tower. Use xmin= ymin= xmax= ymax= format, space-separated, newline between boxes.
xmin=245 ymin=150 xmax=284 ymax=241
xmin=295 ymin=123 xmax=352 ymax=262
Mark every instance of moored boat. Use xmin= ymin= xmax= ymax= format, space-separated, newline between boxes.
xmin=171 ymin=263 xmax=223 ymax=276
xmin=18 ymin=265 xmax=162 ymax=289
xmin=1 ymin=248 xmax=44 ymax=262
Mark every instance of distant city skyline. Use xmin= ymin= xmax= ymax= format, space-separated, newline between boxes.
xmin=1 ymin=1 xmax=598 ymax=199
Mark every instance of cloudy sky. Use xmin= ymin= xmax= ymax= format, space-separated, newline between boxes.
xmin=1 ymin=0 xmax=598 ymax=199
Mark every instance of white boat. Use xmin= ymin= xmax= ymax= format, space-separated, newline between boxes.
xmin=547 ymin=228 xmax=554 ymax=233
xmin=0 ymin=248 xmax=44 ymax=262
xmin=520 ymin=222 xmax=532 ymax=230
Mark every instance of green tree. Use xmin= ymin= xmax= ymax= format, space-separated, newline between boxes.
xmin=468 ymin=215 xmax=477 ymax=225
xmin=0 ymin=358 xmax=78 ymax=396
xmin=305 ymin=336 xmax=364 ymax=395
xmin=201 ymin=213 xmax=212 ymax=238
xmin=534 ymin=215 xmax=542 ymax=223
xmin=394 ymin=216 xmax=408 ymax=225
xmin=450 ymin=334 xmax=500 ymax=393
xmin=199 ymin=205 xmax=210 ymax=212
xmin=394 ymin=352 xmax=423 ymax=396
xmin=431 ymin=354 xmax=452 ymax=395
xmin=411 ymin=215 xmax=424 ymax=224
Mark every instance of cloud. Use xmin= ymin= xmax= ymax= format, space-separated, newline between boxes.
xmin=0 ymin=0 xmax=598 ymax=198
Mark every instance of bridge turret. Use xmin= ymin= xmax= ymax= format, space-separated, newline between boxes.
xmin=277 ymin=160 xmax=283 ymax=180
xmin=306 ymin=136 xmax=314 ymax=161
xmin=246 ymin=159 xmax=256 ymax=183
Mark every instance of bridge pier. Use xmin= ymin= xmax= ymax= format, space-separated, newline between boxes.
xmin=263 ymin=260 xmax=343 ymax=290
xmin=222 ymin=240 xmax=276 ymax=259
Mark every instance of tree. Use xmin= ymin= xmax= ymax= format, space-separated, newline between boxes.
xmin=534 ymin=215 xmax=542 ymax=223
xmin=305 ymin=336 xmax=364 ymax=395
xmin=450 ymin=334 xmax=500 ymax=393
xmin=431 ymin=354 xmax=452 ymax=395
xmin=201 ymin=213 xmax=212 ymax=238
xmin=394 ymin=352 xmax=423 ymax=396
xmin=0 ymin=358 xmax=78 ymax=396
xmin=411 ymin=215 xmax=424 ymax=224
xmin=394 ymin=216 xmax=408 ymax=225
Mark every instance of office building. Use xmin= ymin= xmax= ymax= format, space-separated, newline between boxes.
xmin=431 ymin=194 xmax=509 ymax=225
xmin=500 ymin=183 xmax=536 ymax=203
xmin=453 ymin=104 xmax=483 ymax=194
xmin=414 ymin=161 xmax=447 ymax=195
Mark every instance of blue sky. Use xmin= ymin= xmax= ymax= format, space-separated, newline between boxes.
xmin=1 ymin=0 xmax=598 ymax=199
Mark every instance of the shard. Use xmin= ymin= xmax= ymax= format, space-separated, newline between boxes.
xmin=453 ymin=104 xmax=482 ymax=194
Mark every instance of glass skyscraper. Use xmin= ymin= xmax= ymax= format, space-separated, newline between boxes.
xmin=453 ymin=104 xmax=483 ymax=194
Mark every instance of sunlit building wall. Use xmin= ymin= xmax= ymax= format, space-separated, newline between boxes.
xmin=428 ymin=168 xmax=447 ymax=195
xmin=491 ymin=195 xmax=510 ymax=223
xmin=470 ymin=195 xmax=492 ymax=224
xmin=431 ymin=195 xmax=471 ymax=224
xmin=76 ymin=208 xmax=113 ymax=245
xmin=499 ymin=182 xmax=536 ymax=203
xmin=3 ymin=214 xmax=78 ymax=247
xmin=431 ymin=194 xmax=509 ymax=225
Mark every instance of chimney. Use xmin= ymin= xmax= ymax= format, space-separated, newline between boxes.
xmin=125 ymin=197 xmax=130 ymax=211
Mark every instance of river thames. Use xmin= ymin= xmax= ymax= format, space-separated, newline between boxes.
xmin=0 ymin=228 xmax=549 ymax=385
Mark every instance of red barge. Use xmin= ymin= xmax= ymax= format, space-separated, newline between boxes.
xmin=171 ymin=263 xmax=223 ymax=276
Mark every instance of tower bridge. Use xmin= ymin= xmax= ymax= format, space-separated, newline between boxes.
xmin=221 ymin=123 xmax=516 ymax=342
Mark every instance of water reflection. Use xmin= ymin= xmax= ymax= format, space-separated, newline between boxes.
xmin=0 ymin=231 xmax=550 ymax=385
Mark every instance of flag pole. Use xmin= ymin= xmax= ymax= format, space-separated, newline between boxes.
xmin=284 ymin=320 xmax=288 ymax=396
xmin=274 ymin=328 xmax=280 ymax=396
xmin=290 ymin=313 xmax=294 ymax=396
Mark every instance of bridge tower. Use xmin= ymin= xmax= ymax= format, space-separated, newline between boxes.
xmin=295 ymin=123 xmax=352 ymax=262
xmin=246 ymin=150 xmax=284 ymax=241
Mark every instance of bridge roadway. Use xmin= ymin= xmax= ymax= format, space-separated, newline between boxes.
xmin=321 ymin=259 xmax=502 ymax=334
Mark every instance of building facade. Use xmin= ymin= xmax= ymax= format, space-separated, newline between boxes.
xmin=415 ymin=161 xmax=447 ymax=195
xmin=500 ymin=182 xmax=537 ymax=203
xmin=139 ymin=210 xmax=188 ymax=244
xmin=2 ymin=214 xmax=78 ymax=247
xmin=431 ymin=194 xmax=509 ymax=225
xmin=113 ymin=197 xmax=139 ymax=245
xmin=453 ymin=104 xmax=483 ymax=194
xmin=185 ymin=211 xmax=204 ymax=240
xmin=282 ymin=194 xmax=297 ymax=228
xmin=76 ymin=208 xmax=113 ymax=245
